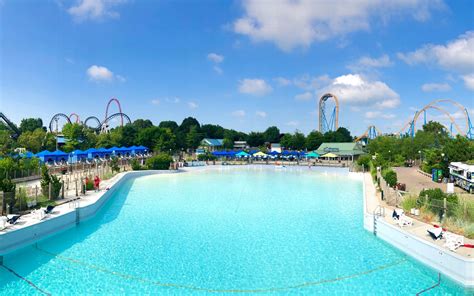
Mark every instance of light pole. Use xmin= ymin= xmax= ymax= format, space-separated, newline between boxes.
xmin=418 ymin=150 xmax=422 ymax=166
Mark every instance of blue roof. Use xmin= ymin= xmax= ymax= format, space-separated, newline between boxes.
xmin=51 ymin=150 xmax=68 ymax=156
xmin=84 ymin=148 xmax=97 ymax=153
xmin=35 ymin=150 xmax=52 ymax=156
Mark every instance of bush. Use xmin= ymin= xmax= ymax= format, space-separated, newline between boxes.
xmin=130 ymin=159 xmax=142 ymax=171
xmin=85 ymin=178 xmax=94 ymax=191
xmin=419 ymin=188 xmax=458 ymax=217
xmin=110 ymin=157 xmax=120 ymax=173
xmin=401 ymin=195 xmax=418 ymax=212
xmin=356 ymin=155 xmax=371 ymax=168
xmin=383 ymin=169 xmax=397 ymax=187
xmin=15 ymin=188 xmax=28 ymax=211
xmin=0 ymin=178 xmax=16 ymax=192
xmin=197 ymin=152 xmax=216 ymax=161
xmin=40 ymin=165 xmax=62 ymax=199
xmin=146 ymin=153 xmax=173 ymax=170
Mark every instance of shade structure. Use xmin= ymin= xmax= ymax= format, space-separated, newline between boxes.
xmin=322 ymin=152 xmax=338 ymax=158
xmin=268 ymin=151 xmax=280 ymax=156
xmin=20 ymin=151 xmax=34 ymax=159
xmin=69 ymin=149 xmax=88 ymax=163
xmin=252 ymin=151 xmax=268 ymax=158
xmin=306 ymin=151 xmax=320 ymax=158
xmin=235 ymin=151 xmax=249 ymax=157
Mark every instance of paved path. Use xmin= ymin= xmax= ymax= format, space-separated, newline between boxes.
xmin=394 ymin=166 xmax=470 ymax=195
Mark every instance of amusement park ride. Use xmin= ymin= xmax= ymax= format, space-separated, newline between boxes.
xmin=317 ymin=94 xmax=473 ymax=142
xmin=48 ymin=98 xmax=131 ymax=133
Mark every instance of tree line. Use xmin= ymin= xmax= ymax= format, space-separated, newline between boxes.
xmin=0 ymin=116 xmax=353 ymax=155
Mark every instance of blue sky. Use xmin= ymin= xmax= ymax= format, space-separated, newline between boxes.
xmin=0 ymin=0 xmax=473 ymax=137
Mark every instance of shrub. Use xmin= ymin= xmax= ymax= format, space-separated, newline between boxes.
xmin=130 ymin=159 xmax=142 ymax=171
xmin=40 ymin=165 xmax=62 ymax=199
xmin=383 ymin=169 xmax=397 ymax=187
xmin=198 ymin=152 xmax=216 ymax=161
xmin=146 ymin=153 xmax=173 ymax=170
xmin=15 ymin=188 xmax=28 ymax=211
xmin=464 ymin=223 xmax=474 ymax=239
xmin=418 ymin=189 xmax=458 ymax=217
xmin=401 ymin=195 xmax=418 ymax=212
xmin=110 ymin=157 xmax=120 ymax=173
xmin=356 ymin=155 xmax=371 ymax=169
xmin=85 ymin=178 xmax=94 ymax=191
xmin=0 ymin=178 xmax=16 ymax=192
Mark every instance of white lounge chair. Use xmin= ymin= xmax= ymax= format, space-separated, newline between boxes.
xmin=398 ymin=215 xmax=413 ymax=227
xmin=0 ymin=216 xmax=8 ymax=230
xmin=392 ymin=209 xmax=404 ymax=220
xmin=32 ymin=209 xmax=46 ymax=220
xmin=444 ymin=232 xmax=464 ymax=252
xmin=427 ymin=227 xmax=443 ymax=240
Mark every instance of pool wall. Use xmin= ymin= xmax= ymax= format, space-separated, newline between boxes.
xmin=0 ymin=170 xmax=177 ymax=256
xmin=362 ymin=174 xmax=474 ymax=288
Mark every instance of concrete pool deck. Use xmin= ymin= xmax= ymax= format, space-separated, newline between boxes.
xmin=363 ymin=172 xmax=474 ymax=288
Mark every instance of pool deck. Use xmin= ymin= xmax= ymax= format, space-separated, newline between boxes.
xmin=363 ymin=172 xmax=474 ymax=288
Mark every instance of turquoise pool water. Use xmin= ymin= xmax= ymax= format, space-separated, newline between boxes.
xmin=0 ymin=166 xmax=469 ymax=295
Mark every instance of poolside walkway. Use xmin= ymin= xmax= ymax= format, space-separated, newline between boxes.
xmin=363 ymin=172 xmax=473 ymax=258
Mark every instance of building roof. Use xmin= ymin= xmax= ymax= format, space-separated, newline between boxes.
xmin=201 ymin=138 xmax=224 ymax=147
xmin=315 ymin=142 xmax=366 ymax=156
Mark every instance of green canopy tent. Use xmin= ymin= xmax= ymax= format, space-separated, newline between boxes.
xmin=305 ymin=151 xmax=320 ymax=158
xmin=236 ymin=151 xmax=250 ymax=158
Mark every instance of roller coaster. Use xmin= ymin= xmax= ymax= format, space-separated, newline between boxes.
xmin=319 ymin=93 xmax=339 ymax=133
xmin=355 ymin=125 xmax=382 ymax=143
xmin=0 ymin=112 xmax=21 ymax=139
xmin=397 ymin=99 xmax=473 ymax=139
xmin=48 ymin=98 xmax=131 ymax=133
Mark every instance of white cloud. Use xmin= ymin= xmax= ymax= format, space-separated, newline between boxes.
xmin=238 ymin=78 xmax=273 ymax=96
xmin=233 ymin=0 xmax=443 ymax=51
xmin=86 ymin=65 xmax=124 ymax=82
xmin=68 ymin=0 xmax=126 ymax=22
xmin=398 ymin=31 xmax=474 ymax=74
xmin=207 ymin=53 xmax=224 ymax=63
xmin=319 ymin=74 xmax=400 ymax=109
xmin=165 ymin=97 xmax=180 ymax=103
xmin=274 ymin=77 xmax=291 ymax=86
xmin=150 ymin=99 xmax=160 ymax=105
xmin=294 ymin=92 xmax=313 ymax=101
xmin=286 ymin=120 xmax=299 ymax=127
xmin=365 ymin=111 xmax=396 ymax=119
xmin=462 ymin=74 xmax=474 ymax=91
xmin=348 ymin=54 xmax=393 ymax=71
xmin=293 ymin=74 xmax=330 ymax=90
xmin=256 ymin=111 xmax=267 ymax=118
xmin=421 ymin=82 xmax=451 ymax=92
xmin=213 ymin=66 xmax=223 ymax=75
xmin=232 ymin=110 xmax=246 ymax=117
xmin=86 ymin=65 xmax=114 ymax=81
xmin=188 ymin=101 xmax=198 ymax=109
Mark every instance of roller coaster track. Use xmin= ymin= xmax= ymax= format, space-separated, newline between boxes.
xmin=355 ymin=125 xmax=382 ymax=142
xmin=84 ymin=116 xmax=101 ymax=131
xmin=100 ymin=112 xmax=131 ymax=133
xmin=49 ymin=113 xmax=71 ymax=133
xmin=105 ymin=98 xmax=123 ymax=126
xmin=397 ymin=99 xmax=472 ymax=138
xmin=69 ymin=113 xmax=80 ymax=123
xmin=319 ymin=93 xmax=339 ymax=133
xmin=0 ymin=112 xmax=21 ymax=139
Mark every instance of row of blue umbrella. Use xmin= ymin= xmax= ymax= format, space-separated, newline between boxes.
xmin=20 ymin=146 xmax=149 ymax=163
xmin=211 ymin=150 xmax=319 ymax=158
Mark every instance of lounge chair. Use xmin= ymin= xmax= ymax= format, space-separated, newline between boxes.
xmin=427 ymin=227 xmax=443 ymax=240
xmin=32 ymin=209 xmax=46 ymax=220
xmin=398 ymin=215 xmax=413 ymax=227
xmin=44 ymin=205 xmax=55 ymax=214
xmin=392 ymin=209 xmax=404 ymax=220
xmin=444 ymin=232 xmax=464 ymax=252
xmin=6 ymin=215 xmax=20 ymax=225
xmin=0 ymin=217 xmax=8 ymax=230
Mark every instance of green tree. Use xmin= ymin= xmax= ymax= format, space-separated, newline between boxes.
xmin=19 ymin=118 xmax=43 ymax=133
xmin=17 ymin=128 xmax=46 ymax=153
xmin=155 ymin=128 xmax=177 ymax=152
xmin=280 ymin=134 xmax=292 ymax=149
xmin=120 ymin=125 xmax=137 ymax=147
xmin=201 ymin=124 xmax=225 ymax=139
xmin=291 ymin=131 xmax=306 ymax=150
xmin=62 ymin=123 xmax=85 ymax=152
xmin=247 ymin=132 xmax=265 ymax=147
xmin=136 ymin=126 xmax=161 ymax=149
xmin=133 ymin=119 xmax=153 ymax=130
xmin=305 ymin=131 xmax=324 ymax=150
xmin=158 ymin=120 xmax=179 ymax=132
xmin=186 ymin=126 xmax=202 ymax=150
xmin=0 ymin=130 xmax=14 ymax=155
xmin=179 ymin=117 xmax=201 ymax=133
xmin=263 ymin=126 xmax=280 ymax=143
